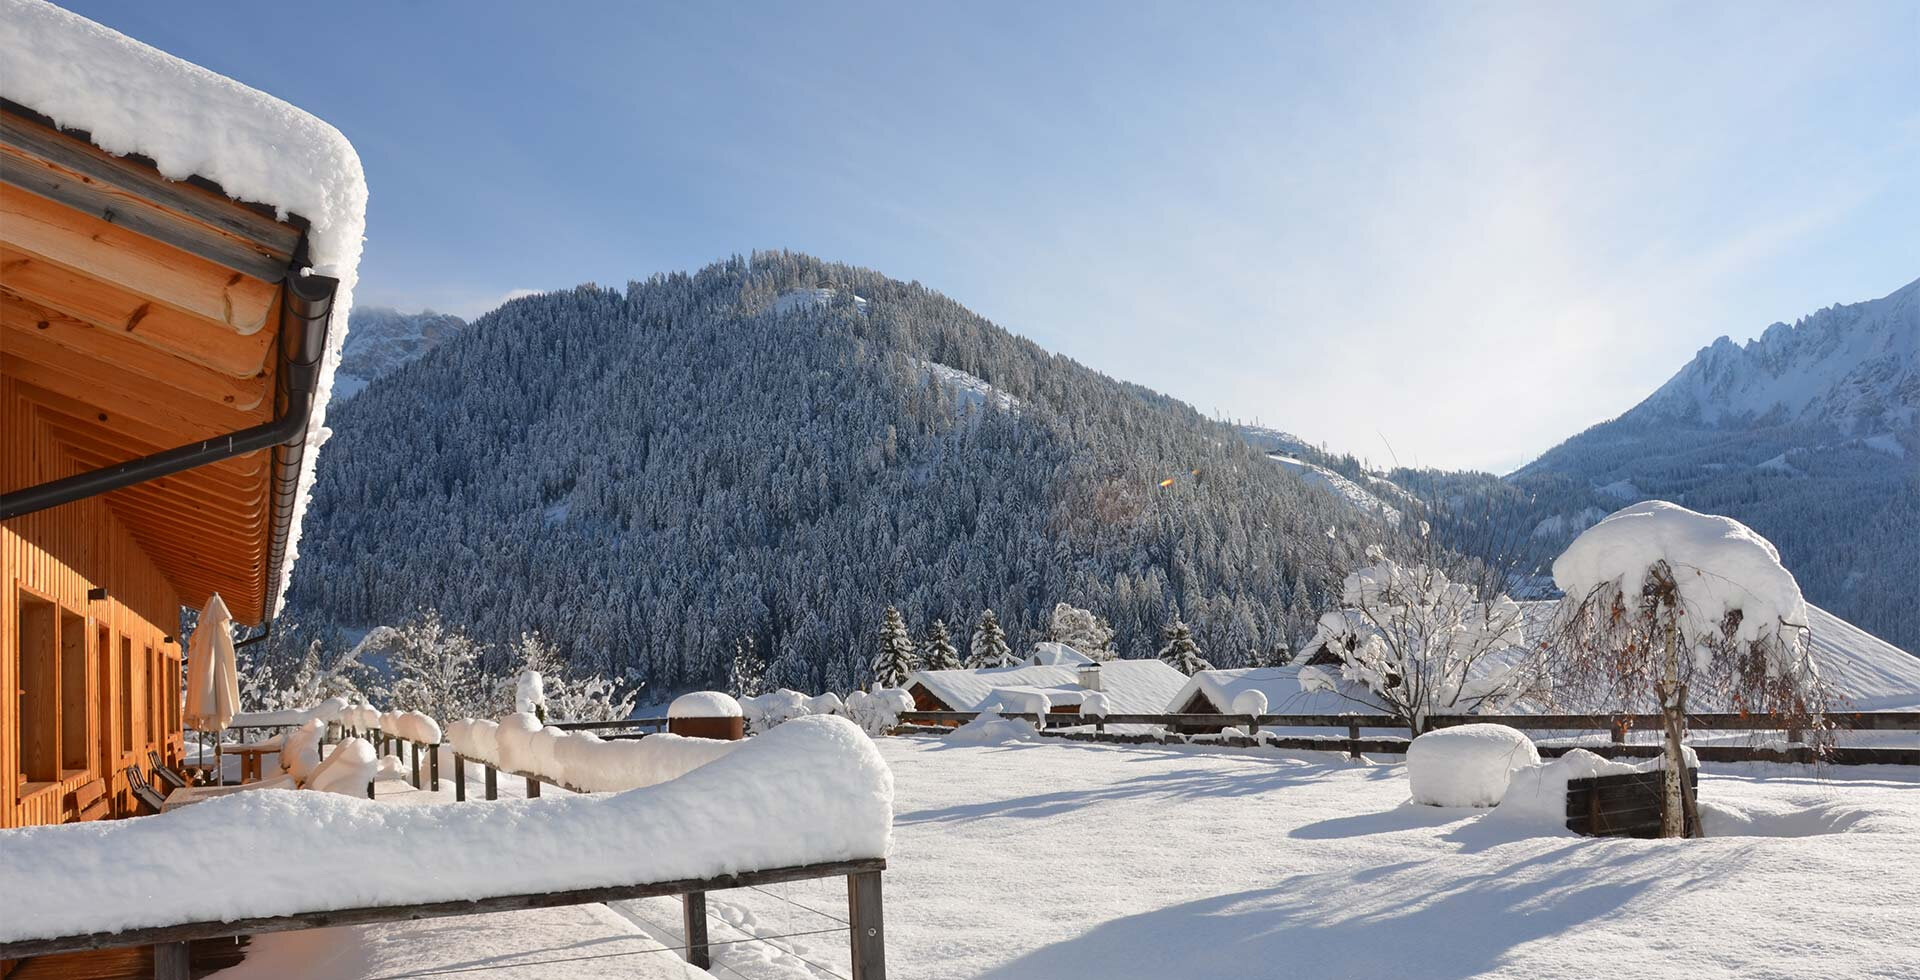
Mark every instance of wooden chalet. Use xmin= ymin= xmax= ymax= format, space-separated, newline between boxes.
xmin=1 ymin=98 xmax=340 ymax=829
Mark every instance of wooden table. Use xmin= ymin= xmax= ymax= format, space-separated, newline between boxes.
xmin=223 ymin=741 xmax=281 ymax=783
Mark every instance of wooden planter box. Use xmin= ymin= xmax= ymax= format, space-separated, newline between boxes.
xmin=667 ymin=716 xmax=744 ymax=740
xmin=1566 ymin=767 xmax=1699 ymax=838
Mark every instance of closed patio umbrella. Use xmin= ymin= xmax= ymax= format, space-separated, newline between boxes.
xmin=184 ymin=593 xmax=239 ymax=733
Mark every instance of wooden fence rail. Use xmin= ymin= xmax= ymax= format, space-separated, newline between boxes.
xmin=895 ymin=710 xmax=1920 ymax=765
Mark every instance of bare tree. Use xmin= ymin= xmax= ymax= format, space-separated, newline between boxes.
xmin=1296 ymin=551 xmax=1551 ymax=737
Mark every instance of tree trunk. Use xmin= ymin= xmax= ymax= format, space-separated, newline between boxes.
xmin=1659 ymin=599 xmax=1686 ymax=839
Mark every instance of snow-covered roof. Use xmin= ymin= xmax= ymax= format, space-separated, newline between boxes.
xmin=910 ymin=659 xmax=1188 ymax=715
xmin=1026 ymin=642 xmax=1095 ymax=666
xmin=3 ymin=0 xmax=366 ymax=617
xmin=1805 ymin=605 xmax=1920 ymax=711
xmin=1167 ymin=666 xmax=1389 ymax=716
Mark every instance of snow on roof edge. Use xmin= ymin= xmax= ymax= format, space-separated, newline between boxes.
xmin=3 ymin=0 xmax=368 ymax=619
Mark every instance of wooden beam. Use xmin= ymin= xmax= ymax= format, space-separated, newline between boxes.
xmin=0 ymin=859 xmax=890 ymax=959
xmin=12 ymin=377 xmax=266 ymax=469
xmin=0 ymin=183 xmax=279 ymax=334
xmin=848 ymin=870 xmax=886 ymax=980
xmin=0 ymin=111 xmax=298 ymax=283
xmin=1 ymin=246 xmax=276 ymax=376
xmin=3 ymin=292 xmax=270 ymax=409
xmin=2 ymin=347 xmax=269 ymax=437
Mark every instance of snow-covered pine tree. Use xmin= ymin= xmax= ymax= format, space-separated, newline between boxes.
xmin=1047 ymin=602 xmax=1116 ymax=660
xmin=920 ymin=619 xmax=961 ymax=670
xmin=968 ymin=609 xmax=1013 ymax=668
xmin=728 ymin=635 xmax=768 ymax=698
xmin=1157 ymin=617 xmax=1213 ymax=675
xmin=872 ymin=606 xmax=918 ymax=689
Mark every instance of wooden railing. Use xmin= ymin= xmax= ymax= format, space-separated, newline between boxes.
xmin=0 ymin=858 xmax=888 ymax=980
xmin=895 ymin=710 xmax=1920 ymax=765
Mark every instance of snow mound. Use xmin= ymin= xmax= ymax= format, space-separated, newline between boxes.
xmin=945 ymin=712 xmax=1040 ymax=745
xmin=1080 ymin=691 xmax=1110 ymax=718
xmin=669 ymin=691 xmax=743 ymax=719
xmin=230 ymin=696 xmax=350 ymax=729
xmin=0 ymin=716 xmax=891 ymax=944
xmin=1553 ymin=500 xmax=1809 ymax=647
xmin=1406 ymin=724 xmax=1539 ymax=808
xmin=304 ymin=737 xmax=376 ymax=796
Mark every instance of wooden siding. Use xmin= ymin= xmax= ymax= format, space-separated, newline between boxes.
xmin=4 ymin=374 xmax=184 ymax=828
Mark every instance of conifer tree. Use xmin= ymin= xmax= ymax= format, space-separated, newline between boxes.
xmin=1157 ymin=617 xmax=1213 ymax=675
xmin=872 ymin=606 xmax=918 ymax=689
xmin=920 ymin=619 xmax=961 ymax=670
xmin=968 ymin=609 xmax=1014 ymax=668
xmin=728 ymin=634 xmax=768 ymax=698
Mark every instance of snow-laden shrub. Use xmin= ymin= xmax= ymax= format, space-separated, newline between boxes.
xmin=742 ymin=689 xmax=811 ymax=734
xmin=806 ymin=692 xmax=844 ymax=716
xmin=1406 ymin=724 xmax=1539 ymax=807
xmin=847 ymin=688 xmax=913 ymax=735
xmin=987 ymin=689 xmax=1052 ymax=717
xmin=1080 ymin=691 xmax=1110 ymax=718
xmin=1231 ymin=689 xmax=1269 ymax=717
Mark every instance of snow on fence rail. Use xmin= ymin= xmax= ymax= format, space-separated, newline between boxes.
xmin=895 ymin=710 xmax=1920 ymax=765
xmin=0 ymin=716 xmax=893 ymax=979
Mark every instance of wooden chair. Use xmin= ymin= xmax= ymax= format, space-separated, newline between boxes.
xmin=67 ymin=778 xmax=110 ymax=822
xmin=148 ymin=750 xmax=191 ymax=790
xmin=126 ymin=766 xmax=168 ymax=815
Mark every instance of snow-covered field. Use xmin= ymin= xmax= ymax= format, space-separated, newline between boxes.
xmin=227 ymin=734 xmax=1918 ymax=979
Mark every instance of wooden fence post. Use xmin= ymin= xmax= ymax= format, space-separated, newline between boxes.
xmin=1611 ymin=718 xmax=1628 ymax=746
xmin=1347 ymin=722 xmax=1361 ymax=761
xmin=848 ymin=869 xmax=886 ymax=980
xmin=682 ymin=891 xmax=710 ymax=969
xmin=525 ymin=776 xmax=541 ymax=798
xmin=410 ymin=742 xmax=421 ymax=790
xmin=154 ymin=941 xmax=190 ymax=980
xmin=454 ymin=754 xmax=466 ymax=802
xmin=1249 ymin=715 xmax=1261 ymax=737
xmin=484 ymin=764 xmax=497 ymax=801
xmin=430 ymin=746 xmax=440 ymax=792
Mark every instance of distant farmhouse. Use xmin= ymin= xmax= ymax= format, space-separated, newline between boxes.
xmin=907 ymin=644 xmax=1188 ymax=721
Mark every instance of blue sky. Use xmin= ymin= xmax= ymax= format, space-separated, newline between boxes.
xmin=65 ymin=1 xmax=1920 ymax=472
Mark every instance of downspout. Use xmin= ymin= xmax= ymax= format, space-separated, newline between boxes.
xmin=0 ymin=268 xmax=338 ymax=619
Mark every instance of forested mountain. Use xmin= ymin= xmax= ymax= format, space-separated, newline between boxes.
xmin=334 ymin=306 xmax=467 ymax=399
xmin=1382 ymin=278 xmax=1918 ymax=651
xmin=285 ymin=253 xmax=1419 ymax=693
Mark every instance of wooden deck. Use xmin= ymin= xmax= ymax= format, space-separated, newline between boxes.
xmin=4 ymin=936 xmax=247 ymax=980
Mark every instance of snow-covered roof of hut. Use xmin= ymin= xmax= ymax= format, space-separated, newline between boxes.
xmin=909 ymin=659 xmax=1187 ymax=715
xmin=1025 ymin=642 xmax=1096 ymax=666
xmin=2 ymin=0 xmax=366 ymax=616
xmin=1167 ymin=666 xmax=1389 ymax=716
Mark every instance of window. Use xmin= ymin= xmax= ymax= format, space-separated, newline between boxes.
xmin=147 ymin=645 xmax=160 ymax=748
xmin=118 ymin=635 xmax=133 ymax=754
xmin=16 ymin=592 xmax=58 ymax=784
xmin=60 ymin=609 xmax=86 ymax=773
xmin=96 ymin=626 xmax=113 ymax=767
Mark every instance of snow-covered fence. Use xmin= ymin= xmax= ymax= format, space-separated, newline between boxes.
xmin=0 ymin=718 xmax=893 ymax=980
xmin=894 ymin=710 xmax=1920 ymax=765
xmin=445 ymin=712 xmax=742 ymax=800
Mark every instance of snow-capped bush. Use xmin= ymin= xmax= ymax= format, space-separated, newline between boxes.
xmin=947 ymin=712 xmax=1039 ymax=745
xmin=1080 ymin=691 xmax=1110 ymax=718
xmin=742 ymin=689 xmax=811 ymax=734
xmin=1406 ymin=724 xmax=1539 ymax=807
xmin=847 ymin=688 xmax=913 ymax=735
xmin=1231 ymin=689 xmax=1268 ymax=717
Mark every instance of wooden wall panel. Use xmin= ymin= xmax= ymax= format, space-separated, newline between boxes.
xmin=3 ymin=375 xmax=185 ymax=828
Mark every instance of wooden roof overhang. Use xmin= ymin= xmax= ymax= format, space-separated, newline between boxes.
xmin=0 ymin=100 xmax=339 ymax=624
